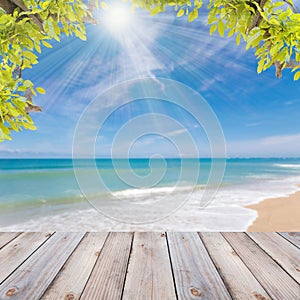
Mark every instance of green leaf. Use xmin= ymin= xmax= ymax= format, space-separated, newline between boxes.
xmin=218 ymin=20 xmax=225 ymax=37
xmin=236 ymin=34 xmax=241 ymax=46
xmin=188 ymin=8 xmax=198 ymax=22
xmin=210 ymin=24 xmax=217 ymax=35
xmin=36 ymin=87 xmax=46 ymax=94
xmin=150 ymin=5 xmax=162 ymax=16
xmin=257 ymin=60 xmax=264 ymax=74
xmin=23 ymin=122 xmax=36 ymax=130
xmin=100 ymin=2 xmax=108 ymax=10
xmin=294 ymin=71 xmax=300 ymax=81
xmin=177 ymin=8 xmax=184 ymax=17
xmin=42 ymin=41 xmax=52 ymax=48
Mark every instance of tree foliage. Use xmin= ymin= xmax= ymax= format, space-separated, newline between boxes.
xmin=0 ymin=0 xmax=299 ymax=141
xmin=0 ymin=0 xmax=91 ymax=141
xmin=132 ymin=0 xmax=300 ymax=78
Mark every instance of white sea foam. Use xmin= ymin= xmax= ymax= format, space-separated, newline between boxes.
xmin=111 ymin=186 xmax=176 ymax=198
xmin=111 ymin=185 xmax=196 ymax=199
xmin=0 ymin=205 xmax=257 ymax=232
xmin=1 ymin=175 xmax=299 ymax=231
xmin=211 ymin=175 xmax=300 ymax=207
xmin=274 ymin=164 xmax=300 ymax=169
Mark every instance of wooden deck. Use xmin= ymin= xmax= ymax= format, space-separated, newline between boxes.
xmin=0 ymin=232 xmax=299 ymax=300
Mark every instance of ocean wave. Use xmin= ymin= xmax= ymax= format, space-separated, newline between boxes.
xmin=208 ymin=175 xmax=300 ymax=207
xmin=245 ymin=174 xmax=277 ymax=179
xmin=110 ymin=185 xmax=199 ymax=200
xmin=1 ymin=171 xmax=300 ymax=231
xmin=1 ymin=175 xmax=299 ymax=231
xmin=111 ymin=186 xmax=176 ymax=198
xmin=274 ymin=164 xmax=300 ymax=169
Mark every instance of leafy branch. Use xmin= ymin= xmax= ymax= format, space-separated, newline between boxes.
xmin=0 ymin=0 xmax=299 ymax=142
xmin=134 ymin=0 xmax=300 ymax=79
xmin=0 ymin=0 xmax=96 ymax=141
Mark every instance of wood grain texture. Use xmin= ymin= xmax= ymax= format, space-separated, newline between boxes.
xmin=279 ymin=232 xmax=300 ymax=249
xmin=122 ymin=232 xmax=176 ymax=300
xmin=0 ymin=232 xmax=85 ymax=300
xmin=41 ymin=233 xmax=108 ymax=300
xmin=0 ymin=233 xmax=21 ymax=250
xmin=167 ymin=232 xmax=231 ymax=300
xmin=248 ymin=232 xmax=300 ymax=283
xmin=223 ymin=232 xmax=300 ymax=300
xmin=0 ymin=232 xmax=53 ymax=284
xmin=0 ymin=232 xmax=299 ymax=299
xmin=80 ymin=232 xmax=133 ymax=300
xmin=199 ymin=233 xmax=271 ymax=300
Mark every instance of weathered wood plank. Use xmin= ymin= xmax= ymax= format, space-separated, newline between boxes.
xmin=0 ymin=232 xmax=85 ymax=300
xmin=122 ymin=232 xmax=176 ymax=300
xmin=80 ymin=232 xmax=133 ymax=300
xmin=248 ymin=232 xmax=300 ymax=283
xmin=0 ymin=232 xmax=53 ymax=284
xmin=279 ymin=232 xmax=300 ymax=249
xmin=199 ymin=233 xmax=271 ymax=300
xmin=223 ymin=233 xmax=300 ymax=300
xmin=0 ymin=233 xmax=21 ymax=250
xmin=41 ymin=233 xmax=108 ymax=300
xmin=167 ymin=232 xmax=231 ymax=300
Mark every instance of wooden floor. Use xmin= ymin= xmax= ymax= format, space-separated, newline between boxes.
xmin=0 ymin=233 xmax=299 ymax=299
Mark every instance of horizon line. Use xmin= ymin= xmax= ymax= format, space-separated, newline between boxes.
xmin=1 ymin=156 xmax=300 ymax=159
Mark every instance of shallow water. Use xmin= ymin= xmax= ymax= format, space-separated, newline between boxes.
xmin=0 ymin=158 xmax=299 ymax=231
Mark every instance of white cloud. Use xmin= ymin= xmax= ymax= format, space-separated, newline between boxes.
xmin=166 ymin=128 xmax=188 ymax=137
xmin=245 ymin=122 xmax=263 ymax=127
xmin=261 ymin=133 xmax=300 ymax=146
xmin=228 ymin=133 xmax=300 ymax=157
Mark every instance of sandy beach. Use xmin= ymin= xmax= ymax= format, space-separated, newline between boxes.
xmin=247 ymin=188 xmax=300 ymax=231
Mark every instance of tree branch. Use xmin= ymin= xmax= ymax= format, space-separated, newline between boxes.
xmin=25 ymin=103 xmax=42 ymax=114
xmin=82 ymin=1 xmax=98 ymax=24
xmin=0 ymin=0 xmax=44 ymax=31
xmin=275 ymin=60 xmax=300 ymax=78
xmin=248 ymin=0 xmax=268 ymax=33
xmin=0 ymin=0 xmax=17 ymax=14
xmin=12 ymin=0 xmax=44 ymax=31
xmin=24 ymin=89 xmax=42 ymax=114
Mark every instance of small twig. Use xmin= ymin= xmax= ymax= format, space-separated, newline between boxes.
xmin=82 ymin=1 xmax=98 ymax=24
xmin=275 ymin=60 xmax=300 ymax=78
xmin=25 ymin=103 xmax=42 ymax=114
xmin=0 ymin=0 xmax=17 ymax=14
xmin=5 ymin=0 xmax=45 ymax=31
xmin=24 ymin=88 xmax=42 ymax=114
xmin=248 ymin=0 xmax=268 ymax=33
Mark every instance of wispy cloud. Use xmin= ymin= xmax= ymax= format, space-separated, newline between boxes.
xmin=166 ymin=128 xmax=188 ymax=136
xmin=261 ymin=133 xmax=300 ymax=146
xmin=245 ymin=122 xmax=263 ymax=127
xmin=228 ymin=133 xmax=300 ymax=157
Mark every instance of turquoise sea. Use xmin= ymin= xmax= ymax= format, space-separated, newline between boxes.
xmin=0 ymin=158 xmax=300 ymax=231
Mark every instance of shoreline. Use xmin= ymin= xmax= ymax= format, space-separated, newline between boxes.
xmin=246 ymin=187 xmax=300 ymax=231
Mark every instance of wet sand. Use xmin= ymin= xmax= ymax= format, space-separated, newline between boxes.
xmin=247 ymin=189 xmax=300 ymax=231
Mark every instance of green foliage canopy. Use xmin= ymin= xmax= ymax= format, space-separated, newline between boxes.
xmin=0 ymin=0 xmax=299 ymax=141
xmin=136 ymin=0 xmax=300 ymax=78
xmin=0 ymin=0 xmax=91 ymax=141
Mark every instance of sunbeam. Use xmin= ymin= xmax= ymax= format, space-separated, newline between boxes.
xmin=27 ymin=0 xmax=256 ymax=126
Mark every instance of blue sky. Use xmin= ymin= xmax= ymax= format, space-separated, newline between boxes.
xmin=1 ymin=2 xmax=300 ymax=158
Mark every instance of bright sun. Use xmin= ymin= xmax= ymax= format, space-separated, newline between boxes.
xmin=103 ymin=4 xmax=133 ymax=35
